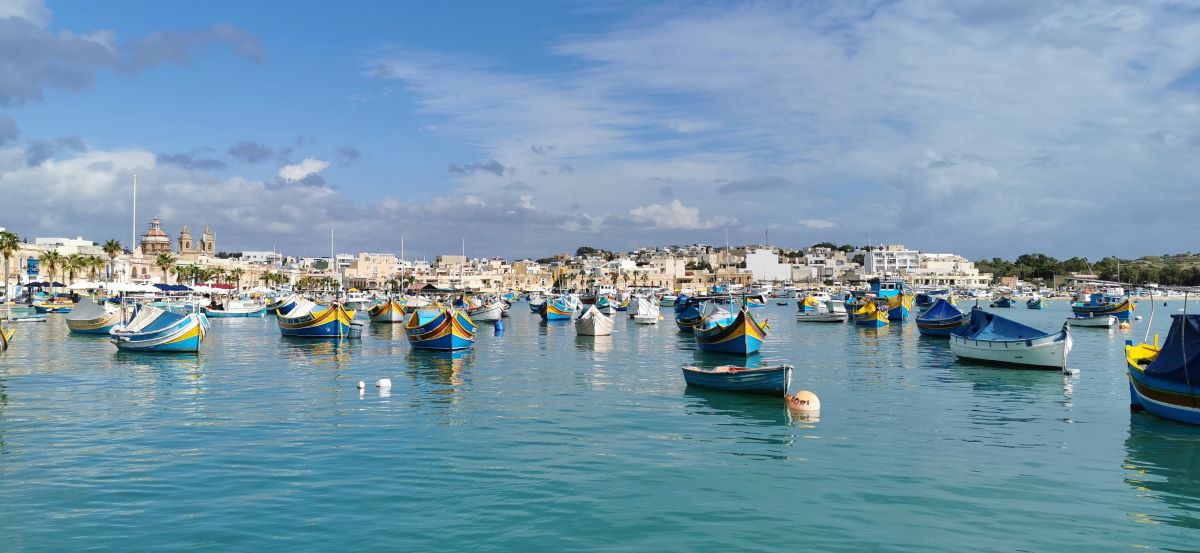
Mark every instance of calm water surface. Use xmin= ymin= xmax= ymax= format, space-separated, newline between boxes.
xmin=2 ymin=300 xmax=1199 ymax=551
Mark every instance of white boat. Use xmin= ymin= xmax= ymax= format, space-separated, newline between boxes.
xmin=64 ymin=298 xmax=123 ymax=333
xmin=660 ymin=294 xmax=678 ymax=307
xmin=627 ymin=297 xmax=657 ymax=319
xmin=467 ymin=302 xmax=504 ymax=322
xmin=796 ymin=300 xmax=848 ymax=323
xmin=950 ymin=309 xmax=1072 ymax=370
xmin=633 ymin=311 xmax=660 ymax=324
xmin=1067 ymin=314 xmax=1117 ymax=328
xmin=575 ymin=304 xmax=614 ymax=336
xmin=202 ymin=298 xmax=267 ymax=317
xmin=343 ymin=291 xmax=374 ymax=312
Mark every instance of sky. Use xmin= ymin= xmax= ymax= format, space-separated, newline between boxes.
xmin=0 ymin=0 xmax=1198 ymax=261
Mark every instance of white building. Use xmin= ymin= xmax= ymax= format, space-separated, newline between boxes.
xmin=745 ymin=248 xmax=791 ymax=281
xmin=863 ymin=245 xmax=920 ymax=274
xmin=241 ymin=251 xmax=284 ymax=265
xmin=34 ymin=236 xmax=103 ymax=255
xmin=908 ymin=253 xmax=991 ymax=288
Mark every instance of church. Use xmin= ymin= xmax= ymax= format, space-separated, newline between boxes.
xmin=138 ymin=216 xmax=215 ymax=260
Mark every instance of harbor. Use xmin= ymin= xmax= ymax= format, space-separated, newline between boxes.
xmin=2 ymin=292 xmax=1199 ymax=550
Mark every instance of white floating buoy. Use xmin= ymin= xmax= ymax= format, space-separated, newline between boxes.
xmin=376 ymin=378 xmax=391 ymax=389
xmin=357 ymin=381 xmax=365 ymax=390
xmin=1134 ymin=316 xmax=1143 ymax=321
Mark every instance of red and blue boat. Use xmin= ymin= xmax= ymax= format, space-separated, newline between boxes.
xmin=694 ymin=306 xmax=768 ymax=355
xmin=1127 ymin=314 xmax=1200 ymax=425
xmin=406 ymin=307 xmax=477 ymax=350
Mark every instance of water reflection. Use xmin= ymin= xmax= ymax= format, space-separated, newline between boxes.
xmin=682 ymin=387 xmax=788 ymax=426
xmin=405 ymin=349 xmax=475 ymax=388
xmin=1124 ymin=417 xmax=1200 ymax=530
xmin=574 ymin=335 xmax=613 ymax=353
xmin=277 ymin=336 xmax=354 ymax=370
xmin=689 ymin=351 xmax=764 ymax=370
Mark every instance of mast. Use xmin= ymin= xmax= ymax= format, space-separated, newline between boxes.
xmin=131 ymin=174 xmax=137 ymax=253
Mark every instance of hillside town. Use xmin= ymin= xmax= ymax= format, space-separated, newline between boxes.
xmin=0 ymin=217 xmax=998 ymax=298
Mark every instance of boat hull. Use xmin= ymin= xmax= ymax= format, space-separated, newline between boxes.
xmin=1072 ymin=299 xmax=1134 ymax=321
xmin=65 ymin=310 xmax=123 ymax=334
xmin=468 ymin=304 xmax=504 ymax=322
xmin=796 ymin=312 xmax=848 ymax=323
xmin=368 ymin=299 xmax=407 ymax=323
xmin=1068 ymin=315 xmax=1116 ymax=328
xmin=695 ymin=309 xmax=767 ymax=355
xmin=406 ymin=308 xmax=477 ymax=350
xmin=1026 ymin=298 xmax=1044 ymax=309
xmin=277 ymin=305 xmax=355 ymax=338
xmin=112 ymin=313 xmax=208 ymax=353
xmin=203 ymin=306 xmax=267 ymax=318
xmin=575 ymin=306 xmax=614 ymax=336
xmin=681 ymin=365 xmax=792 ymax=396
xmin=949 ymin=331 xmax=1072 ymax=369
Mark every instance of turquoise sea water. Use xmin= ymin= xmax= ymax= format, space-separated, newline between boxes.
xmin=2 ymin=300 xmax=1199 ymax=551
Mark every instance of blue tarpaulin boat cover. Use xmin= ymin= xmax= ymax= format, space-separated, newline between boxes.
xmin=959 ymin=308 xmax=1053 ymax=341
xmin=917 ymin=298 xmax=963 ymax=323
xmin=1146 ymin=315 xmax=1200 ymax=384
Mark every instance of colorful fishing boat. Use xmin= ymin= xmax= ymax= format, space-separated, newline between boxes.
xmin=368 ymin=298 xmax=407 ymax=323
xmin=539 ymin=295 xmax=574 ymax=321
xmin=680 ymin=364 xmax=792 ymax=396
xmin=33 ymin=298 xmax=75 ymax=313
xmin=949 ymin=308 xmax=1072 ymax=370
xmin=1026 ymin=296 xmax=1045 ymax=309
xmin=277 ymin=299 xmax=358 ymax=338
xmin=595 ymin=295 xmax=617 ymax=315
xmin=1127 ymin=315 xmax=1200 ymax=425
xmin=797 ymin=295 xmax=823 ymax=313
xmin=64 ymin=298 xmax=123 ymax=334
xmin=110 ymin=305 xmax=209 ymax=353
xmin=851 ymin=301 xmax=889 ymax=328
xmin=405 ymin=307 xmax=476 ymax=350
xmin=744 ymin=295 xmax=767 ymax=309
xmin=886 ymin=293 xmax=913 ymax=321
xmin=915 ymin=298 xmax=968 ymax=337
xmin=673 ymin=295 xmax=704 ymax=332
xmin=467 ymin=300 xmax=504 ymax=322
xmin=266 ymin=294 xmax=299 ymax=316
xmin=1072 ymin=293 xmax=1134 ymax=321
xmin=203 ymin=299 xmax=267 ymax=318
xmin=695 ymin=306 xmax=768 ymax=355
xmin=991 ymin=296 xmax=1014 ymax=308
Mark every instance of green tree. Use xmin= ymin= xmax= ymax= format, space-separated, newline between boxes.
xmin=154 ymin=253 xmax=177 ymax=284
xmin=101 ymin=239 xmax=123 ymax=284
xmin=38 ymin=250 xmax=63 ymax=287
xmin=0 ymin=230 xmax=19 ymax=300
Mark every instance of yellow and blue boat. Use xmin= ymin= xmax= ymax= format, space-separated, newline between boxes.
xmin=539 ymin=296 xmax=574 ymax=321
xmin=1127 ymin=315 xmax=1200 ymax=425
xmin=695 ymin=307 xmax=768 ymax=355
xmin=277 ymin=300 xmax=357 ymax=338
xmin=405 ymin=307 xmax=477 ymax=350
xmin=368 ymin=298 xmax=407 ymax=323
xmin=110 ymin=305 xmax=209 ymax=353
xmin=852 ymin=300 xmax=889 ymax=328
xmin=266 ymin=294 xmax=300 ymax=316
xmin=798 ymin=295 xmax=822 ymax=313
xmin=1073 ymin=293 xmax=1134 ymax=321
xmin=887 ymin=293 xmax=913 ymax=321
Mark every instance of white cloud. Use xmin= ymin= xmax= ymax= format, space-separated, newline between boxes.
xmin=628 ymin=199 xmax=733 ymax=230
xmin=799 ymin=219 xmax=834 ymax=230
xmin=276 ymin=157 xmax=329 ymax=181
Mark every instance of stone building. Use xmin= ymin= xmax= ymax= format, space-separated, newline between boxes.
xmin=139 ymin=217 xmax=172 ymax=255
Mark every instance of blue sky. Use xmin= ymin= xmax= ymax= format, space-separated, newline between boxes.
xmin=1 ymin=0 xmax=1198 ymax=260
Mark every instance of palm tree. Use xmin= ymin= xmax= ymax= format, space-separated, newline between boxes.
xmin=101 ymin=239 xmax=122 ymax=284
xmin=86 ymin=256 xmax=105 ymax=280
xmin=229 ymin=268 xmax=244 ymax=292
xmin=0 ymin=230 xmax=19 ymax=302
xmin=63 ymin=253 xmax=87 ymax=285
xmin=384 ymin=276 xmax=401 ymax=293
xmin=38 ymin=250 xmax=63 ymax=288
xmin=154 ymin=253 xmax=176 ymax=284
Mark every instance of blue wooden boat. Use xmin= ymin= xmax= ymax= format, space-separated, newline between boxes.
xmin=110 ymin=305 xmax=209 ymax=353
xmin=674 ymin=295 xmax=704 ymax=332
xmin=539 ymin=296 xmax=574 ymax=321
xmin=1072 ymin=293 xmax=1134 ymax=321
xmin=405 ymin=307 xmax=477 ymax=350
xmin=915 ymin=292 xmax=935 ymax=310
xmin=915 ymin=298 xmax=968 ymax=337
xmin=680 ymin=364 xmax=792 ymax=396
xmin=277 ymin=299 xmax=357 ymax=338
xmin=1127 ymin=315 xmax=1200 ymax=425
xmin=991 ymin=296 xmax=1014 ymax=308
xmin=529 ymin=298 xmax=545 ymax=313
xmin=1026 ymin=297 xmax=1045 ymax=309
xmin=695 ymin=307 xmax=768 ymax=355
xmin=64 ymin=298 xmax=122 ymax=334
xmin=886 ymin=293 xmax=913 ymax=321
